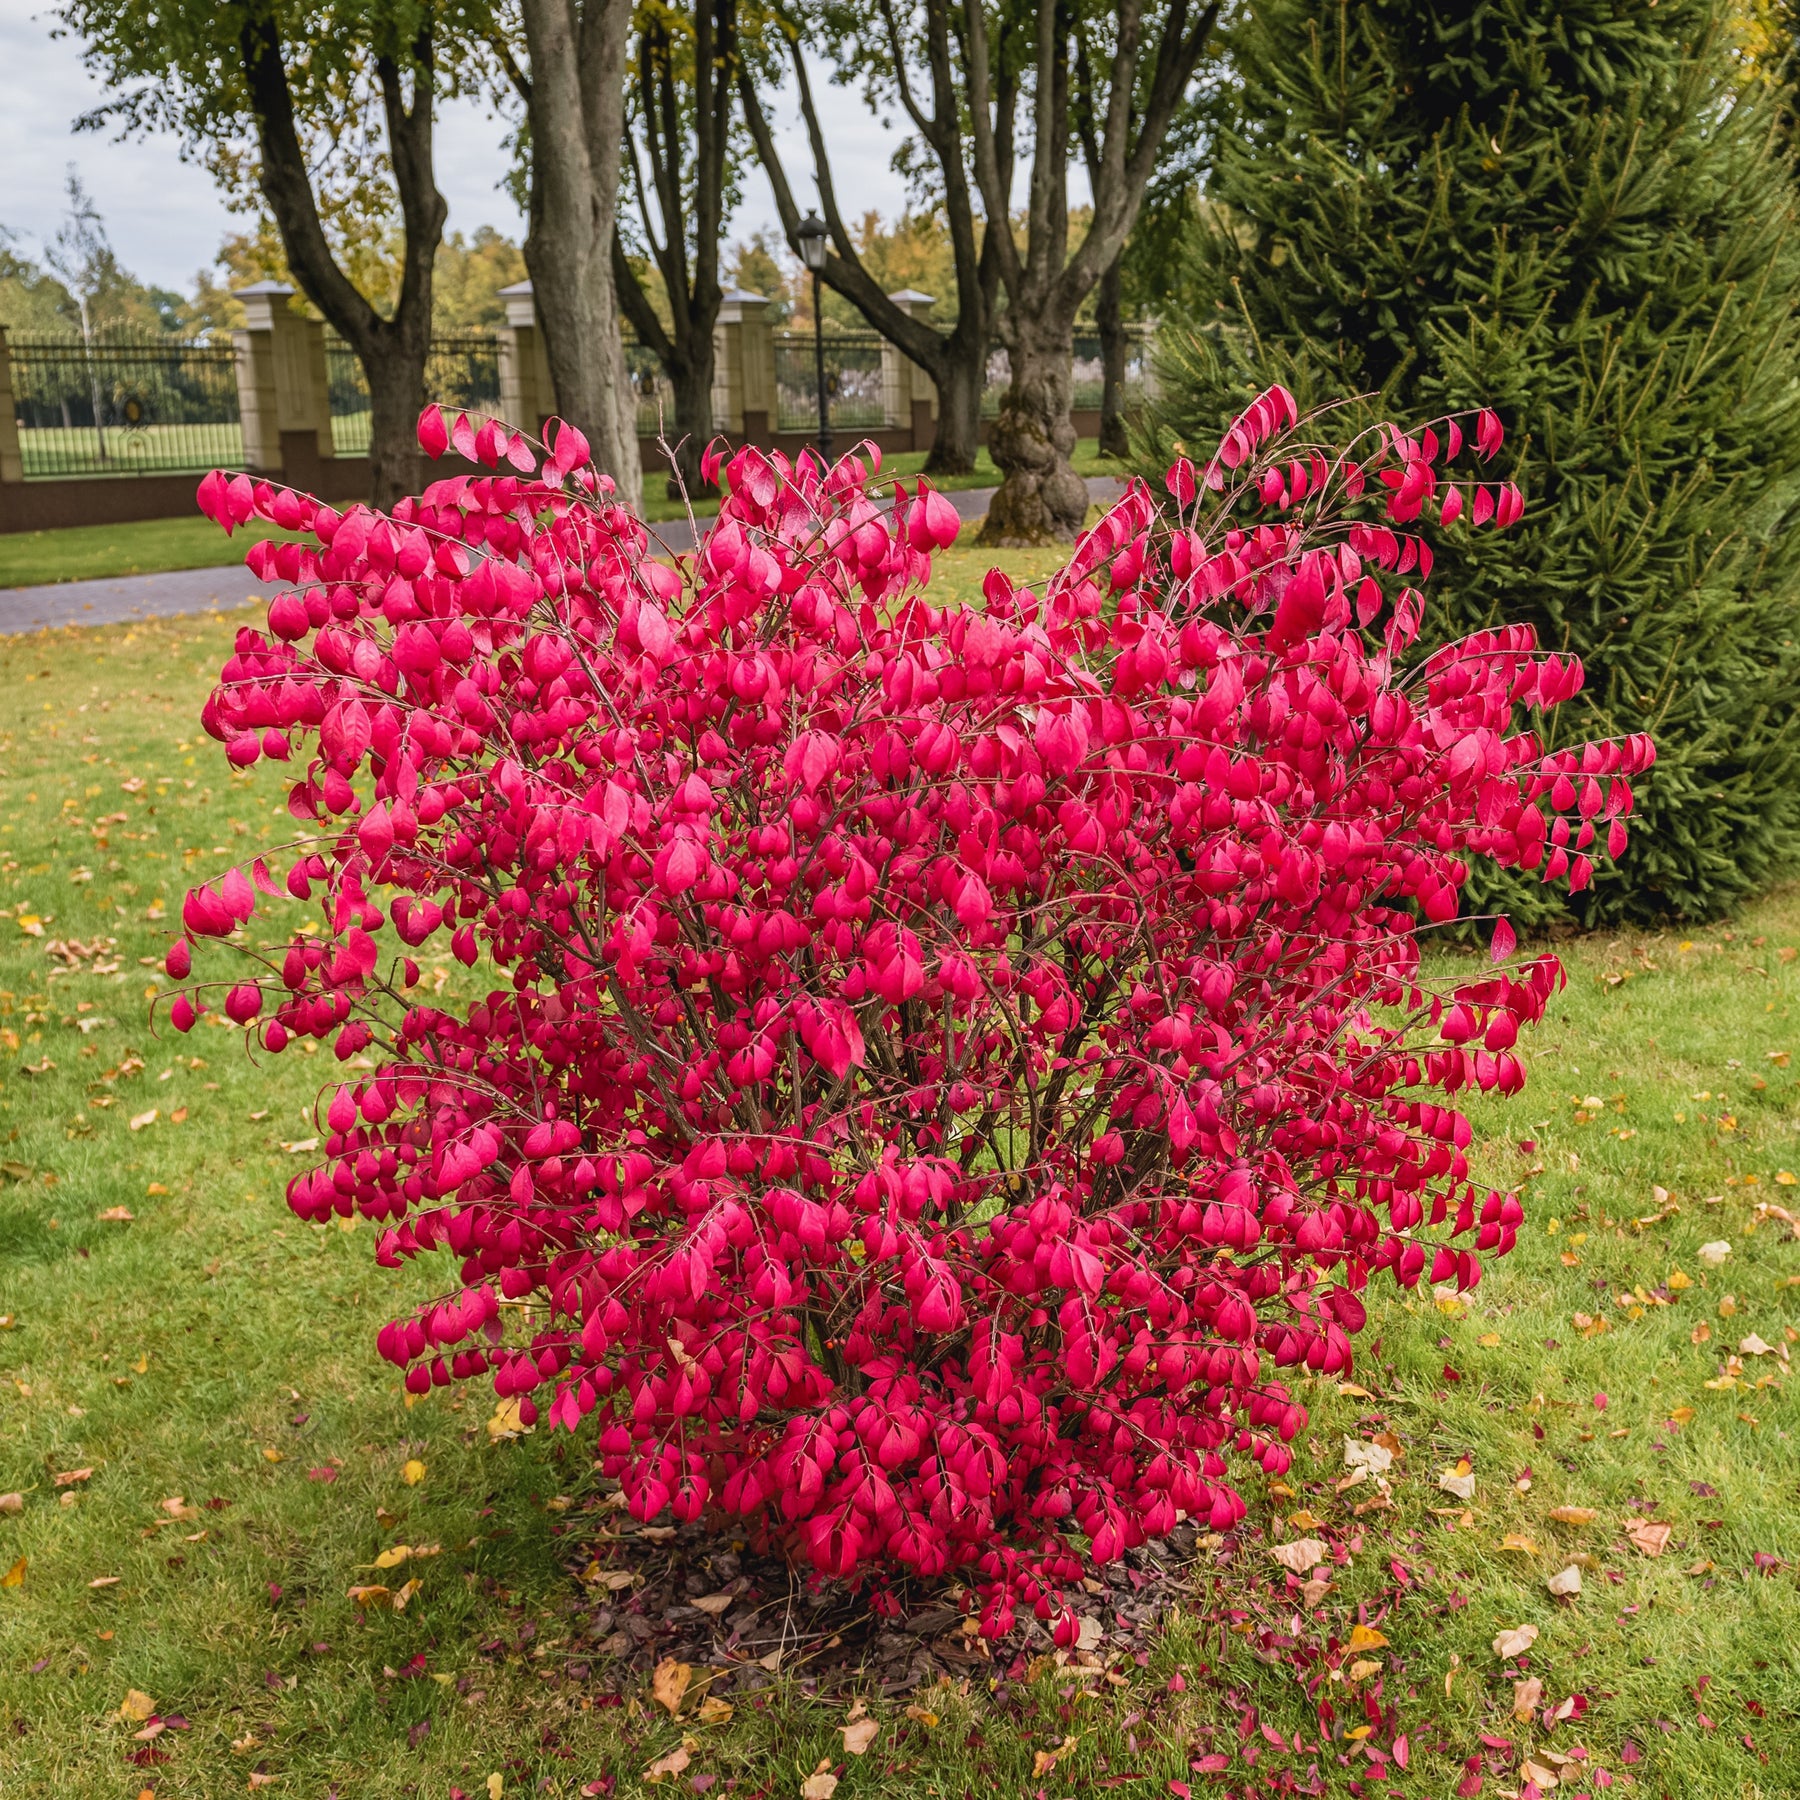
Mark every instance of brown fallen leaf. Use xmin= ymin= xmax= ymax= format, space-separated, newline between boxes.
xmin=97 ymin=1205 xmax=136 ymax=1222
xmin=1492 ymin=1623 xmax=1539 ymax=1659
xmin=52 ymin=1467 xmax=94 ymax=1488
xmin=904 ymin=1704 xmax=940 ymax=1726
xmin=347 ymin=1584 xmax=393 ymax=1608
xmin=1347 ymin=1658 xmax=1381 ymax=1682
xmin=0 ymin=1493 xmax=22 ymax=1515
xmin=799 ymin=1759 xmax=839 ymax=1800
xmin=690 ymin=1592 xmax=734 ymax=1616
xmin=651 ymin=1657 xmax=692 ymax=1718
xmin=1548 ymin=1506 xmax=1597 ymax=1525
xmin=1512 ymin=1676 xmax=1543 ymax=1719
xmin=1032 ymin=1735 xmax=1078 ymax=1778
xmin=842 ymin=1716 xmax=880 ymax=1756
xmin=248 ymin=1775 xmax=278 ymax=1791
xmin=1547 ymin=1564 xmax=1583 ymax=1596
xmin=696 ymin=1696 xmax=733 ymax=1726
xmin=1520 ymin=1757 xmax=1560 ymax=1791
xmin=1625 ymin=1519 xmax=1672 ymax=1558
xmin=643 ymin=1742 xmax=693 ymax=1783
xmin=390 ymin=1577 xmax=423 ymax=1610
xmin=1268 ymin=1536 xmax=1326 ymax=1575
xmin=88 ymin=1575 xmax=121 ymax=1588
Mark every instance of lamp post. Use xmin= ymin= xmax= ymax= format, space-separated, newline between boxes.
xmin=795 ymin=211 xmax=832 ymax=461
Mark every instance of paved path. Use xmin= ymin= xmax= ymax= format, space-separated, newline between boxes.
xmin=0 ymin=477 xmax=1130 ymax=637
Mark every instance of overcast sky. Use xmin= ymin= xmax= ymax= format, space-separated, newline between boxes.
xmin=0 ymin=3 xmax=920 ymax=296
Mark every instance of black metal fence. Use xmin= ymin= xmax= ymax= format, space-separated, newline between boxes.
xmin=774 ymin=331 xmax=891 ymax=433
xmin=7 ymin=330 xmax=242 ymax=478
xmin=324 ymin=333 xmax=503 ymax=457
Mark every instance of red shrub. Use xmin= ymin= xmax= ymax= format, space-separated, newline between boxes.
xmin=173 ymin=394 xmax=1649 ymax=1636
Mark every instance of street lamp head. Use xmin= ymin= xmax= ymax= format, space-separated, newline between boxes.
xmin=796 ymin=212 xmax=829 ymax=272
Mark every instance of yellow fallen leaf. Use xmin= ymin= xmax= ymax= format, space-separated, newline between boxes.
xmin=1477 ymin=1332 xmax=1502 ymax=1347
xmin=1668 ymin=1267 xmax=1692 ymax=1290
xmin=487 ymin=1777 xmax=504 ymax=1800
xmin=1032 ymin=1735 xmax=1078 ymax=1778
xmin=486 ymin=1397 xmax=529 ymax=1440
xmin=651 ymin=1657 xmax=692 ymax=1717
xmin=842 ymin=1716 xmax=880 ymax=1755
xmin=1668 ymin=1405 xmax=1696 ymax=1424
xmin=1497 ymin=1533 xmax=1538 ymax=1555
xmin=373 ymin=1545 xmax=413 ymax=1570
xmin=391 ymin=1577 xmax=423 ymax=1610
xmin=2 ymin=1557 xmax=27 ymax=1588
xmin=1346 ymin=1623 xmax=1388 ymax=1653
xmin=118 ymin=1689 xmax=156 ymax=1722
xmin=1337 ymin=1382 xmax=1372 ymax=1398
xmin=1548 ymin=1507 xmax=1597 ymax=1525
xmin=904 ymin=1704 xmax=940 ymax=1726
xmin=402 ymin=1459 xmax=426 ymax=1486
xmin=262 ymin=1448 xmax=284 ymax=1464
xmin=696 ymin=1696 xmax=733 ymax=1725
xmin=347 ymin=1584 xmax=393 ymax=1608
xmin=133 ymin=1355 xmax=149 ymax=1374
xmin=17 ymin=915 xmax=43 ymax=937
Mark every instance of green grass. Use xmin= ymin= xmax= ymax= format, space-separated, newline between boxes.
xmin=0 ymin=445 xmax=1127 ymax=590
xmin=0 ymin=584 xmax=1795 ymax=1797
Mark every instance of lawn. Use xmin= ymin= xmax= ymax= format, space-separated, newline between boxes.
xmin=0 ymin=443 xmax=1129 ymax=590
xmin=0 ymin=571 xmax=1795 ymax=1799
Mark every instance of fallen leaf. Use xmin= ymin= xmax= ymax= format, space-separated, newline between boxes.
xmin=486 ymin=1397 xmax=529 ymax=1440
xmin=347 ymin=1585 xmax=392 ymax=1608
xmin=904 ymin=1704 xmax=939 ymax=1726
xmin=1269 ymin=1537 xmax=1326 ymax=1574
xmin=651 ymin=1657 xmax=692 ymax=1718
xmin=691 ymin=1591 xmax=734 ymax=1616
xmin=1548 ymin=1506 xmax=1597 ymax=1525
xmin=0 ymin=1494 xmax=21 ymax=1515
xmin=52 ymin=1467 xmax=94 ymax=1488
xmin=1692 ymin=1321 xmax=1713 ymax=1344
xmin=841 ymin=1716 xmax=880 ymax=1756
xmin=644 ymin=1743 xmax=692 ymax=1784
xmin=402 ymin=1459 xmax=426 ymax=1486
xmin=118 ymin=1690 xmax=156 ymax=1722
xmin=799 ymin=1759 xmax=839 ymax=1800
xmin=1625 ymin=1520 xmax=1672 ymax=1558
xmin=1346 ymin=1624 xmax=1388 ymax=1653
xmin=1478 ymin=1332 xmax=1502 ymax=1347
xmin=1492 ymin=1624 xmax=1539 ymax=1659
xmin=1520 ymin=1757 xmax=1560 ymax=1791
xmin=1498 ymin=1533 xmax=1539 ymax=1555
xmin=390 ymin=1577 xmax=423 ymax=1610
xmin=1513 ymin=1676 xmax=1543 ymax=1718
xmin=1343 ymin=1437 xmax=1394 ymax=1475
xmin=1548 ymin=1564 xmax=1583 ymax=1596
xmin=1 ymin=1557 xmax=24 ymax=1588
xmin=1347 ymin=1658 xmax=1381 ymax=1682
xmin=262 ymin=1448 xmax=284 ymax=1464
xmin=96 ymin=1206 xmax=135 ymax=1223
xmin=1438 ymin=1462 xmax=1477 ymax=1501
xmin=249 ymin=1774 xmax=278 ymax=1791
xmin=1739 ymin=1333 xmax=1775 ymax=1357
xmin=1032 ymin=1736 xmax=1078 ymax=1778
xmin=88 ymin=1575 xmax=121 ymax=1588
xmin=1698 ymin=1240 xmax=1731 ymax=1266
xmin=127 ymin=1110 xmax=157 ymax=1132
xmin=1668 ymin=1267 xmax=1692 ymax=1290
xmin=696 ymin=1696 xmax=733 ymax=1726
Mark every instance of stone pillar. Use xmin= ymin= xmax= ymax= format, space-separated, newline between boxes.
xmin=715 ymin=290 xmax=773 ymax=443
xmin=496 ymin=281 xmax=556 ymax=437
xmin=232 ymin=282 xmax=333 ymax=478
xmin=882 ymin=290 xmax=939 ymax=448
xmin=0 ymin=327 xmax=23 ymax=484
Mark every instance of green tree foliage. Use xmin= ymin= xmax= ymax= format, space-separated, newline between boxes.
xmin=1146 ymin=0 xmax=1800 ymax=923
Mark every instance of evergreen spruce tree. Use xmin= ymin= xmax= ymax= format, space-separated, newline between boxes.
xmin=1147 ymin=0 xmax=1800 ymax=923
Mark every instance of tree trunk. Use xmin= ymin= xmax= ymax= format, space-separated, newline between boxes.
xmin=1096 ymin=255 xmax=1131 ymax=460
xmin=665 ymin=346 xmax=718 ymax=497
xmin=980 ymin=320 xmax=1087 ymax=545
xmin=519 ymin=0 xmax=643 ymax=512
xmin=924 ymin=344 xmax=986 ymax=476
xmin=366 ymin=350 xmax=429 ymax=513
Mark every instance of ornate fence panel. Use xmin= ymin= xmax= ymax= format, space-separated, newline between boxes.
xmin=773 ymin=331 xmax=891 ymax=433
xmin=325 ymin=335 xmax=503 ymax=458
xmin=7 ymin=330 xmax=242 ymax=478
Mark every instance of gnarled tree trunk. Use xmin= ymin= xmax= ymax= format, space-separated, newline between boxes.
xmin=983 ymin=320 xmax=1089 ymax=544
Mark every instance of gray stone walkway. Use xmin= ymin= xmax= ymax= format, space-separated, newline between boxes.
xmin=0 ymin=477 xmax=1130 ymax=637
